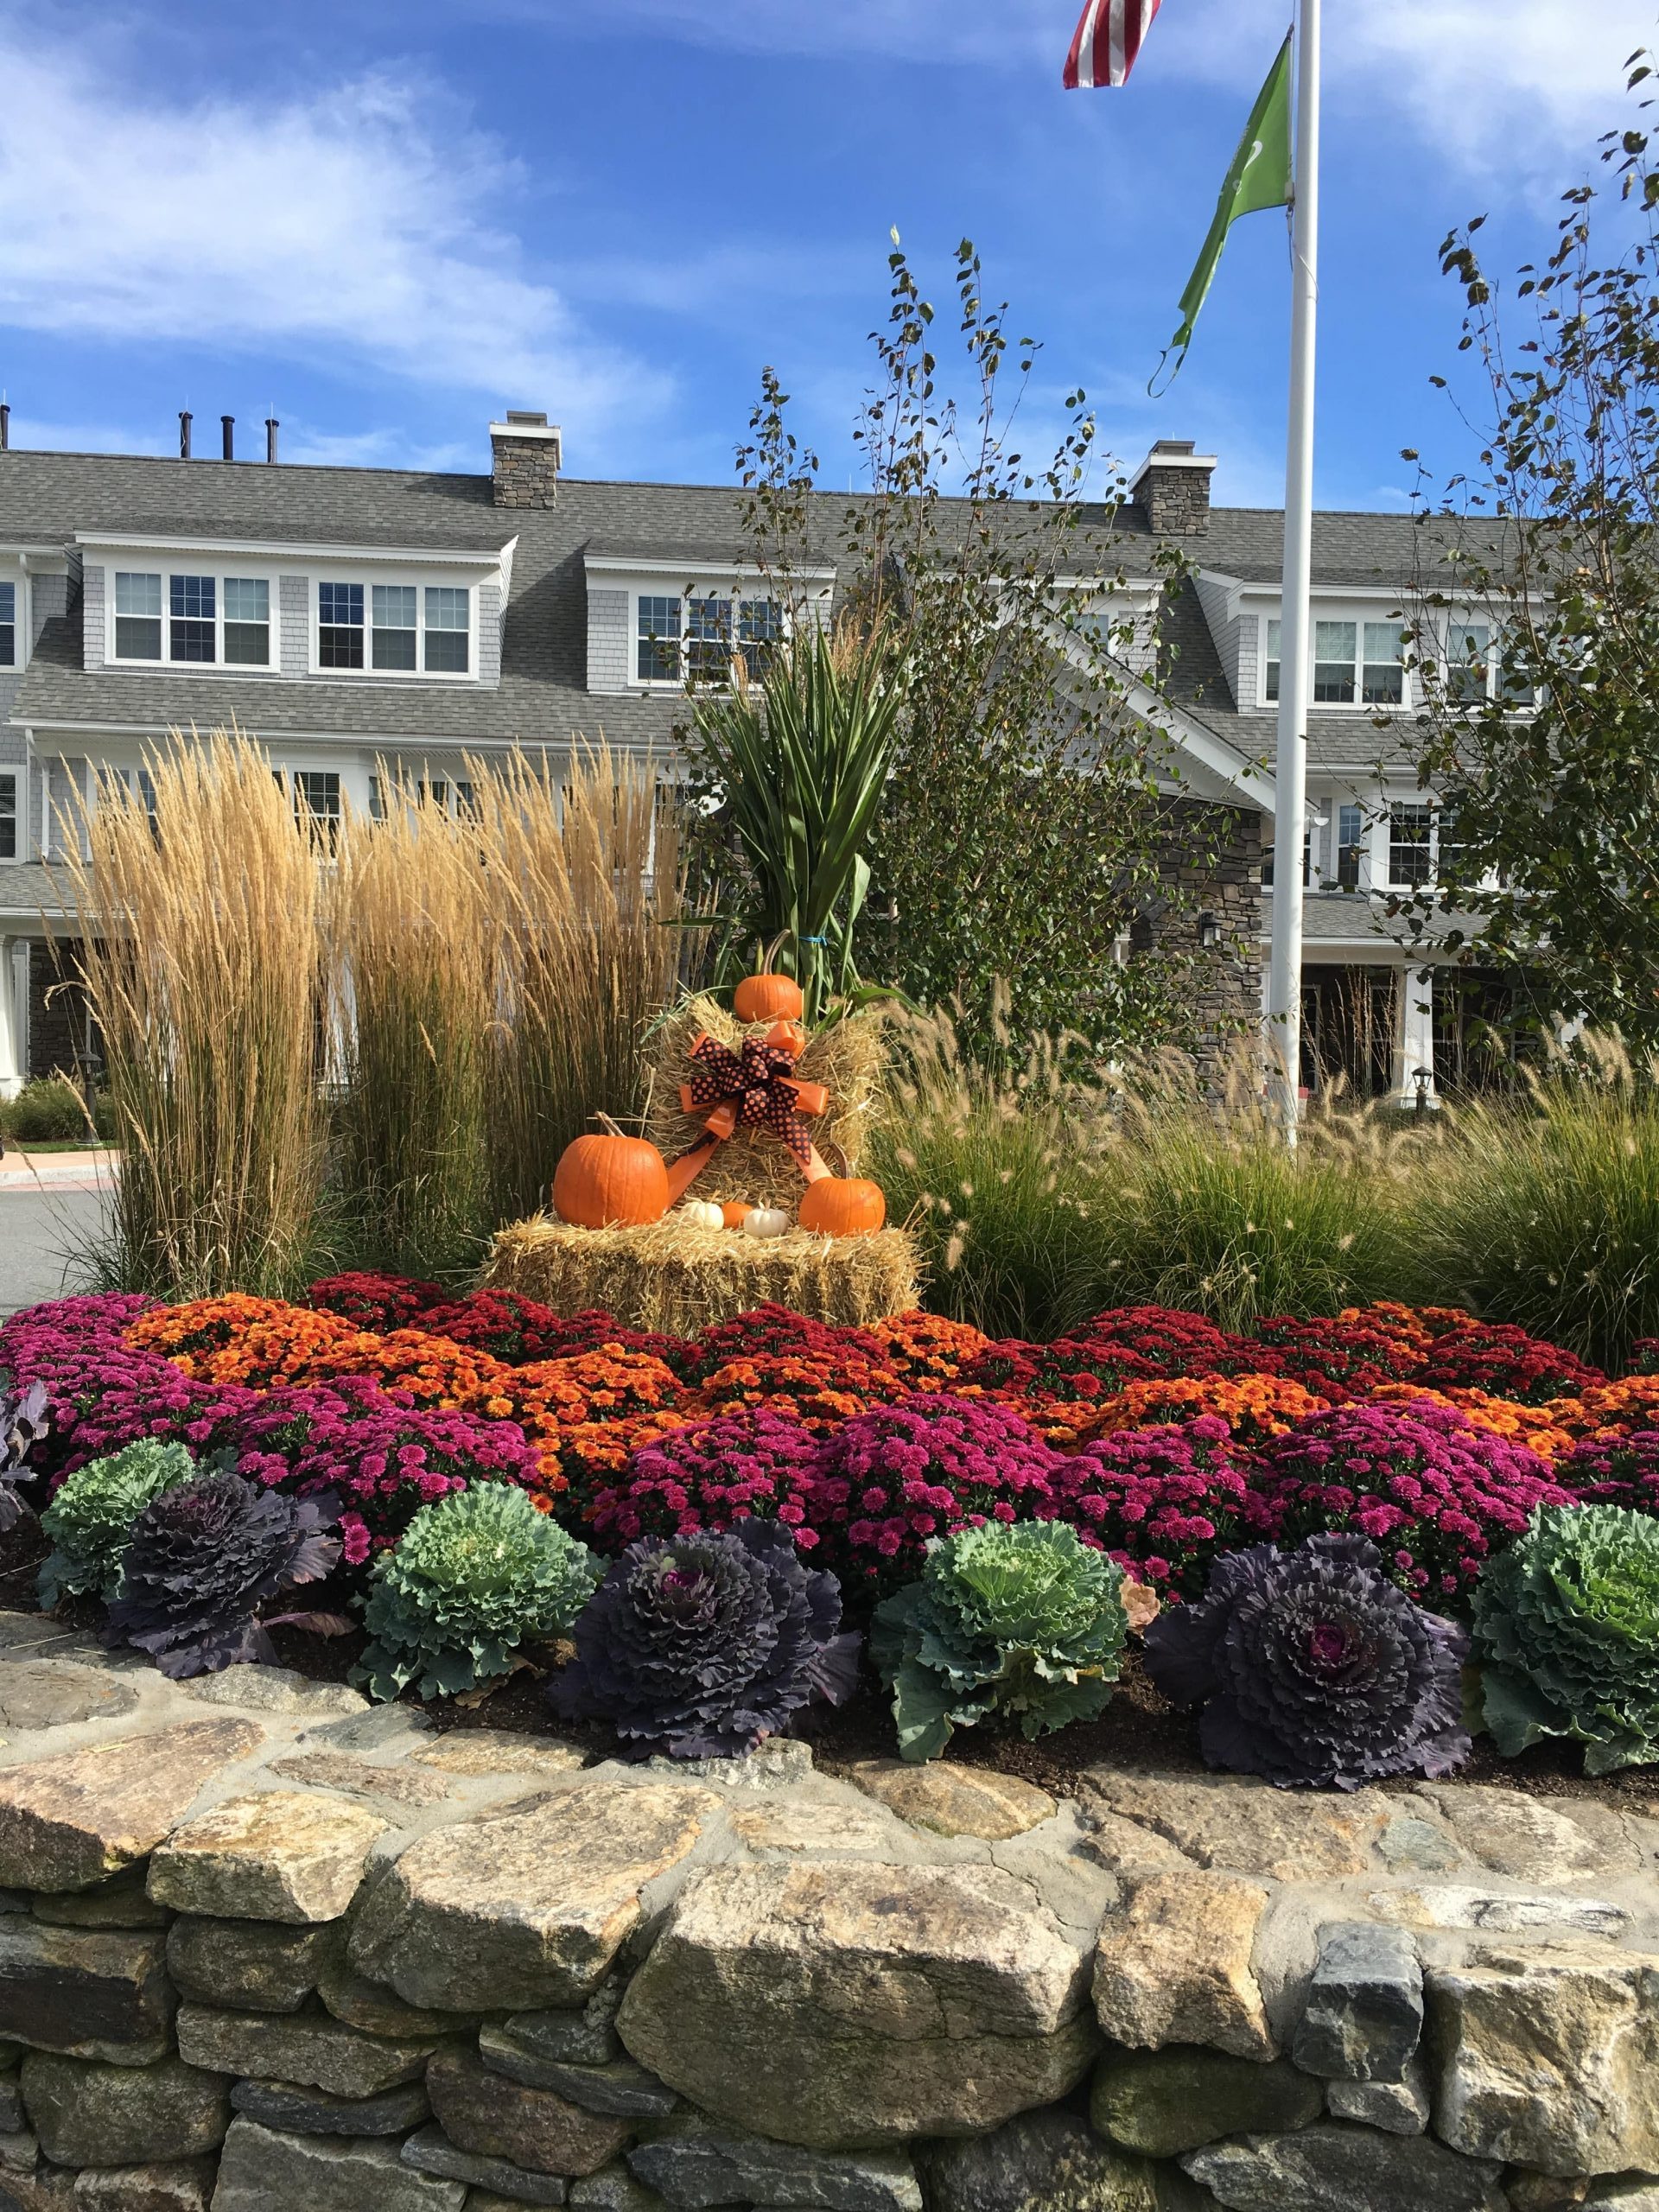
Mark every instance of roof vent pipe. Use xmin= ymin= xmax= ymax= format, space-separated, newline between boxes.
xmin=0 ymin=403 xmax=9 ymax=453
xmin=265 ymin=416 xmax=279 ymax=465
xmin=179 ymin=410 xmax=192 ymax=460
xmin=221 ymin=415 xmax=234 ymax=462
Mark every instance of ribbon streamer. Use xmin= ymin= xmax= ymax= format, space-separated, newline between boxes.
xmin=665 ymin=1027 xmax=831 ymax=1202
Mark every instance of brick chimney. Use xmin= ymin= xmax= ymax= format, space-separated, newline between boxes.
xmin=490 ymin=411 xmax=562 ymax=507
xmin=1129 ymin=439 xmax=1217 ymax=535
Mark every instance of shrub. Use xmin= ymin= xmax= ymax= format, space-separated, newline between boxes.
xmin=0 ymin=1075 xmax=97 ymax=1145
xmin=39 ymin=1440 xmax=196 ymax=1607
xmin=1262 ymin=1399 xmax=1573 ymax=1608
xmin=354 ymin=1484 xmax=600 ymax=1702
xmin=551 ymin=1518 xmax=859 ymax=1757
xmin=306 ymin=1274 xmax=445 ymax=1331
xmin=1143 ymin=1531 xmax=1470 ymax=1789
xmin=105 ymin=1471 xmax=340 ymax=1678
xmin=809 ymin=1395 xmax=1064 ymax=1593
xmin=1405 ymin=1073 xmax=1659 ymax=1373
xmin=590 ymin=1409 xmax=823 ymax=1547
xmin=870 ymin=1520 xmax=1128 ymax=1761
xmin=1052 ymin=1420 xmax=1273 ymax=1598
xmin=1085 ymin=1373 xmax=1330 ymax=1450
xmin=1471 ymin=1503 xmax=1659 ymax=1774
xmin=1414 ymin=1321 xmax=1605 ymax=1406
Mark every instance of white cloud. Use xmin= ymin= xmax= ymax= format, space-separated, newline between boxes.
xmin=0 ymin=22 xmax=670 ymax=435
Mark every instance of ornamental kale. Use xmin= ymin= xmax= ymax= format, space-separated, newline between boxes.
xmin=0 ymin=1379 xmax=49 ymax=1529
xmin=552 ymin=1517 xmax=859 ymax=1758
xmin=38 ymin=1440 xmax=196 ymax=1608
xmin=870 ymin=1520 xmax=1128 ymax=1762
xmin=1052 ymin=1418 xmax=1274 ymax=1598
xmin=104 ymin=1471 xmax=341 ymax=1679
xmin=1471 ymin=1504 xmax=1659 ymax=1775
xmin=354 ymin=1483 xmax=600 ymax=1703
xmin=1144 ymin=1531 xmax=1471 ymax=1789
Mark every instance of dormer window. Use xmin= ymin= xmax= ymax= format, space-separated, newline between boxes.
xmin=1263 ymin=613 xmax=1408 ymax=709
xmin=318 ymin=579 xmax=473 ymax=677
xmin=635 ymin=589 xmax=781 ymax=686
xmin=112 ymin=569 xmax=272 ymax=666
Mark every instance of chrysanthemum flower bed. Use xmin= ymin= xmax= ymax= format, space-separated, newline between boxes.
xmin=5 ymin=1283 xmax=1658 ymax=1784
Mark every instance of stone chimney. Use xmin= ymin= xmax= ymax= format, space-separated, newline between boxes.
xmin=490 ymin=411 xmax=563 ymax=507
xmin=1130 ymin=439 xmax=1217 ymax=535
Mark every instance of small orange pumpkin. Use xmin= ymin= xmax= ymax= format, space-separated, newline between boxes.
xmin=552 ymin=1130 xmax=670 ymax=1229
xmin=798 ymin=1176 xmax=887 ymax=1237
xmin=721 ymin=1200 xmax=754 ymax=1230
xmin=734 ymin=971 xmax=804 ymax=1025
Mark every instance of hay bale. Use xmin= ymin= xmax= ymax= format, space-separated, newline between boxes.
xmin=640 ymin=995 xmax=886 ymax=1210
xmin=481 ymin=1211 xmax=920 ymax=1335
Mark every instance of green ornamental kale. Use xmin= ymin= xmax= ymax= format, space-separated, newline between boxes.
xmin=38 ymin=1440 xmax=196 ymax=1610
xmin=1472 ymin=1503 xmax=1659 ymax=1776
xmin=354 ymin=1483 xmax=601 ymax=1703
xmin=869 ymin=1519 xmax=1128 ymax=1762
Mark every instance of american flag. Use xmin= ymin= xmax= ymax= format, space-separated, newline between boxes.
xmin=1063 ymin=0 xmax=1162 ymax=88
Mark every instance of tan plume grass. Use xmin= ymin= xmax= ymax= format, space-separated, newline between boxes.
xmin=470 ymin=746 xmax=693 ymax=1224
xmin=327 ymin=772 xmax=493 ymax=1277
xmin=60 ymin=729 xmax=327 ymax=1298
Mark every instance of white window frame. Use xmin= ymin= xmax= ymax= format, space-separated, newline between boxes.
xmin=106 ymin=567 xmax=278 ymax=671
xmin=0 ymin=578 xmax=18 ymax=672
xmin=1260 ymin=606 xmax=1413 ymax=712
xmin=309 ymin=575 xmax=478 ymax=683
xmin=630 ymin=583 xmax=788 ymax=690
xmin=0 ymin=770 xmax=16 ymax=861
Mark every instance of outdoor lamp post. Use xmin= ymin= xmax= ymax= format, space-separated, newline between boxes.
xmin=1412 ymin=1065 xmax=1433 ymax=1118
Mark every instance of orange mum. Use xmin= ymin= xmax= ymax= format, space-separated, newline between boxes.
xmin=1366 ymin=1382 xmax=1576 ymax=1461
xmin=868 ymin=1311 xmax=995 ymax=1383
xmin=1084 ymin=1370 xmax=1331 ymax=1447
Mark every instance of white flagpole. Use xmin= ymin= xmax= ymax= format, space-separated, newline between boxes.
xmin=1265 ymin=0 xmax=1320 ymax=1140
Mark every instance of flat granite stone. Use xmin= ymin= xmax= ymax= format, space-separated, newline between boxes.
xmin=1079 ymin=1773 xmax=1387 ymax=1882
xmin=0 ymin=1723 xmax=264 ymax=1892
xmin=425 ymin=2048 xmax=629 ymax=2177
xmin=165 ymin=1916 xmax=340 ymax=2012
xmin=211 ymin=2117 xmax=466 ymax=2212
xmin=617 ymin=1860 xmax=1099 ymax=2151
xmin=922 ymin=2108 xmax=1206 ymax=2212
xmin=411 ymin=1734 xmax=587 ymax=1779
xmin=72 ymin=2158 xmax=218 ymax=2212
xmin=478 ymin=2030 xmax=676 ymax=2117
xmin=503 ymin=1987 xmax=624 ymax=2069
xmin=32 ymin=1866 xmax=168 ymax=1930
xmin=0 ymin=1923 xmax=173 ymax=2063
xmin=146 ymin=1793 xmax=386 ymax=1923
xmin=1366 ymin=1885 xmax=1630 ymax=1937
xmin=724 ymin=1802 xmax=899 ymax=1855
xmin=19 ymin=2052 xmax=229 ymax=2167
xmin=627 ymin=2117 xmax=923 ymax=2210
xmin=1093 ymin=1872 xmax=1274 ymax=2061
xmin=178 ymin=1667 xmax=365 ymax=1719
xmin=842 ymin=1762 xmax=1055 ymax=1840
xmin=1428 ymin=1942 xmax=1659 ymax=2177
xmin=173 ymin=2003 xmax=442 ymax=2099
xmin=0 ymin=1665 xmax=139 ymax=1732
xmin=1325 ymin=2053 xmax=1432 ymax=2135
xmin=1090 ymin=2047 xmax=1324 ymax=2158
xmin=399 ymin=2121 xmax=570 ymax=2203
xmin=348 ymin=1783 xmax=718 ymax=2013
xmin=315 ymin=1960 xmax=463 ymax=2040
xmin=0 ymin=2133 xmax=39 ymax=2173
xmin=229 ymin=2075 xmax=430 ymax=2137
xmin=1416 ymin=1787 xmax=1642 ymax=1882
xmin=264 ymin=1752 xmax=451 ymax=1808
xmin=1182 ymin=2120 xmax=1506 ymax=2212
xmin=568 ymin=2166 xmax=664 ymax=2211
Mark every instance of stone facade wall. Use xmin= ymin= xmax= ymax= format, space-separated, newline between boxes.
xmin=1145 ymin=801 xmax=1264 ymax=1077
xmin=0 ymin=1618 xmax=1656 ymax=2212
xmin=491 ymin=434 xmax=561 ymax=510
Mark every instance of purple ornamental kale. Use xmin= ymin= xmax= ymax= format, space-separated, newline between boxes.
xmin=0 ymin=1380 xmax=49 ymax=1529
xmin=104 ymin=1470 xmax=341 ymax=1679
xmin=1143 ymin=1530 xmax=1470 ymax=1790
xmin=552 ymin=1516 xmax=861 ymax=1758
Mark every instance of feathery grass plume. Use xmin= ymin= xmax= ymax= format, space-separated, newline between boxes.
xmin=1096 ymin=1043 xmax=1426 ymax=1331
xmin=60 ymin=730 xmax=327 ymax=1299
xmin=471 ymin=745 xmax=692 ymax=1225
xmin=1405 ymin=1035 xmax=1659 ymax=1371
xmin=327 ymin=774 xmax=492 ymax=1279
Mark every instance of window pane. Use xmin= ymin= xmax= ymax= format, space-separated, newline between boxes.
xmin=738 ymin=598 xmax=781 ymax=676
xmin=319 ymin=582 xmax=365 ymax=671
xmin=223 ymin=578 xmax=268 ymax=623
xmin=425 ymin=588 xmax=467 ymax=629
xmin=1389 ymin=803 xmax=1433 ymax=887
xmin=424 ymin=629 xmax=467 ymax=673
xmin=1361 ymin=621 xmax=1405 ymax=705
xmin=637 ymin=595 xmax=680 ymax=681
xmin=1264 ymin=616 xmax=1281 ymax=703
xmin=453 ymin=779 xmax=477 ymax=819
xmin=224 ymin=624 xmax=269 ymax=666
xmin=372 ymin=585 xmax=417 ymax=629
xmin=1447 ymin=622 xmax=1490 ymax=703
xmin=115 ymin=617 xmax=162 ymax=661
xmin=169 ymin=571 xmax=217 ymax=664
xmin=685 ymin=596 xmax=732 ymax=681
xmin=0 ymin=772 xmax=14 ymax=861
xmin=0 ymin=581 xmax=14 ymax=667
xmin=293 ymin=771 xmax=341 ymax=850
xmin=115 ymin=573 xmax=162 ymax=618
xmin=372 ymin=626 xmax=417 ymax=671
xmin=1313 ymin=620 xmax=1356 ymax=704
xmin=1337 ymin=802 xmax=1364 ymax=890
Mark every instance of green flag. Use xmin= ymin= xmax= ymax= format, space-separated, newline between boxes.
xmin=1162 ymin=35 xmax=1293 ymax=378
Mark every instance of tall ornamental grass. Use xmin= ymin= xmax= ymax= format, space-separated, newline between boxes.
xmin=63 ymin=732 xmax=326 ymax=1298
xmin=1408 ymin=1040 xmax=1659 ymax=1371
xmin=474 ymin=746 xmax=691 ymax=1224
xmin=327 ymin=778 xmax=492 ymax=1280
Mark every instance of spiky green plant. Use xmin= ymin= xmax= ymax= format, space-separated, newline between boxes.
xmin=870 ymin=1520 xmax=1128 ymax=1761
xmin=1472 ymin=1503 xmax=1659 ymax=1775
xmin=38 ymin=1440 xmax=196 ymax=1609
xmin=354 ymin=1484 xmax=600 ymax=1703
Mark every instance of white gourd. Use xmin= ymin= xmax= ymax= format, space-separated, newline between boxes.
xmin=742 ymin=1206 xmax=791 ymax=1240
xmin=678 ymin=1200 xmax=725 ymax=1231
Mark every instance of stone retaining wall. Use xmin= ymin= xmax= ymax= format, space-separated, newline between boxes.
xmin=0 ymin=1611 xmax=1656 ymax=2211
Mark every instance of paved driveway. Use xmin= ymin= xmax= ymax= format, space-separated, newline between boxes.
xmin=0 ymin=1166 xmax=113 ymax=1316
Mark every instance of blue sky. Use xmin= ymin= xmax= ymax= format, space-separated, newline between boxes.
xmin=0 ymin=0 xmax=1652 ymax=512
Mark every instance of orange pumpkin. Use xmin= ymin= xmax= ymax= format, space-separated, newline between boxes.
xmin=798 ymin=1176 xmax=887 ymax=1237
xmin=734 ymin=971 xmax=804 ymax=1025
xmin=552 ymin=1133 xmax=670 ymax=1229
xmin=721 ymin=1200 xmax=754 ymax=1230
